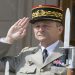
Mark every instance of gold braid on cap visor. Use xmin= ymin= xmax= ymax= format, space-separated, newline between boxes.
xmin=32 ymin=10 xmax=63 ymax=20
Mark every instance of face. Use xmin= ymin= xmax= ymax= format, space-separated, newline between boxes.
xmin=33 ymin=20 xmax=63 ymax=45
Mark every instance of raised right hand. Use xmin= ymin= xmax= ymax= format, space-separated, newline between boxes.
xmin=5 ymin=17 xmax=29 ymax=44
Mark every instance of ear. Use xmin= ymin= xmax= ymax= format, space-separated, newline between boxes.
xmin=58 ymin=25 xmax=63 ymax=34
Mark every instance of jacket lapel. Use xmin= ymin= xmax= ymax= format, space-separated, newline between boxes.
xmin=42 ymin=52 xmax=63 ymax=68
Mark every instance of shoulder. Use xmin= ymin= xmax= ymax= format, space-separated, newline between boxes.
xmin=20 ymin=46 xmax=38 ymax=53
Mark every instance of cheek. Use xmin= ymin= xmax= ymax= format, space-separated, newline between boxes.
xmin=48 ymin=29 xmax=59 ymax=36
xmin=54 ymin=30 xmax=61 ymax=37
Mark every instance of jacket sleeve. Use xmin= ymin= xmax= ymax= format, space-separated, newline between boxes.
xmin=0 ymin=42 xmax=11 ymax=58
xmin=0 ymin=56 xmax=16 ymax=73
xmin=0 ymin=43 xmax=30 ymax=73
xmin=0 ymin=51 xmax=24 ymax=73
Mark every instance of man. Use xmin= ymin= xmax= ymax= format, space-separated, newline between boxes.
xmin=0 ymin=5 xmax=75 ymax=75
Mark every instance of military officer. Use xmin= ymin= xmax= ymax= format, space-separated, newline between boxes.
xmin=0 ymin=4 xmax=75 ymax=75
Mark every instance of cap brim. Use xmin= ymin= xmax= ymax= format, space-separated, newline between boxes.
xmin=30 ymin=17 xmax=62 ymax=24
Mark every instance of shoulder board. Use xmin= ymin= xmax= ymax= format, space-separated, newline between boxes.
xmin=20 ymin=46 xmax=38 ymax=53
xmin=15 ymin=46 xmax=38 ymax=57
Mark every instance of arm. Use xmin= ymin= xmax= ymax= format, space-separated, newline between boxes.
xmin=0 ymin=17 xmax=29 ymax=57
xmin=0 ymin=42 xmax=11 ymax=58
xmin=0 ymin=17 xmax=29 ymax=72
xmin=0 ymin=54 xmax=22 ymax=73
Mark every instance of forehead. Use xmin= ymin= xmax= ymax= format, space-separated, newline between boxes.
xmin=33 ymin=20 xmax=56 ymax=25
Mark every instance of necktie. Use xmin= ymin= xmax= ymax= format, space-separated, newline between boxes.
xmin=43 ymin=49 xmax=48 ymax=62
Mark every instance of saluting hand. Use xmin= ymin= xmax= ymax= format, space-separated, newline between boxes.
xmin=5 ymin=17 xmax=29 ymax=44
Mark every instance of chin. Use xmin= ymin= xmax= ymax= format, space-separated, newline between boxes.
xmin=37 ymin=38 xmax=46 ymax=42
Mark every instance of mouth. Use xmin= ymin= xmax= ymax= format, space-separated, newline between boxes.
xmin=37 ymin=35 xmax=46 ymax=38
xmin=38 ymin=35 xmax=44 ymax=36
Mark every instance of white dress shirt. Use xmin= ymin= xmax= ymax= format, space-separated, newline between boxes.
xmin=40 ymin=40 xmax=59 ymax=56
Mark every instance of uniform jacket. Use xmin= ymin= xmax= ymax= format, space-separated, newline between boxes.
xmin=0 ymin=41 xmax=72 ymax=75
